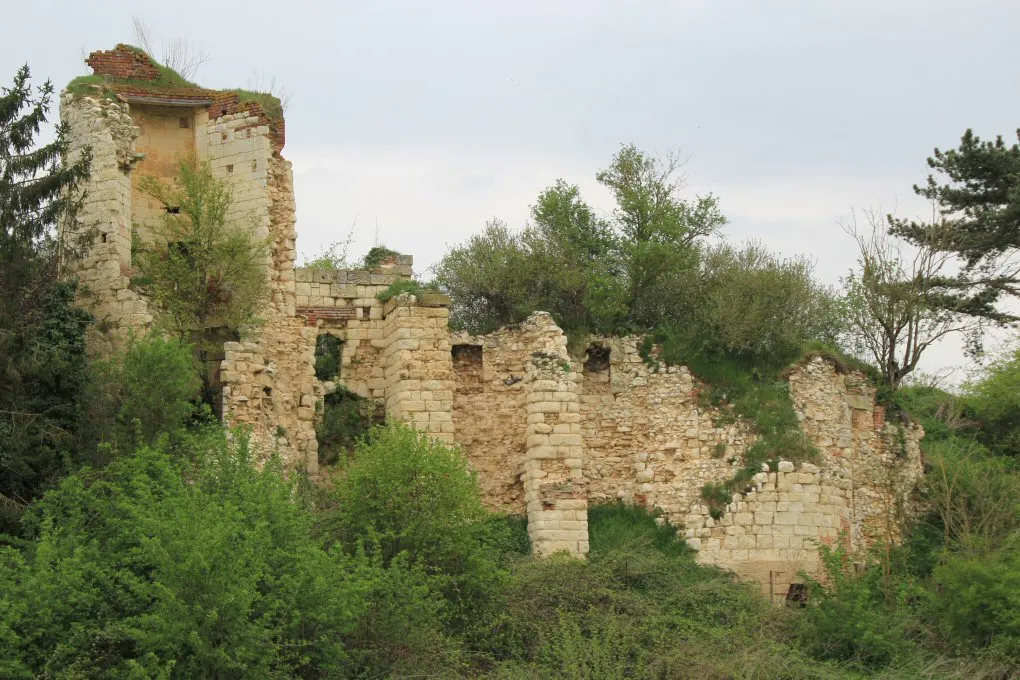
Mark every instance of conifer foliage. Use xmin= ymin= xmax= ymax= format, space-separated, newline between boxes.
xmin=0 ymin=66 xmax=93 ymax=510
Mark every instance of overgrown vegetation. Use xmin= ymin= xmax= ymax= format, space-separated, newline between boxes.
xmin=376 ymin=278 xmax=438 ymax=302
xmin=4 ymin=51 xmax=1020 ymax=676
xmin=131 ymin=155 xmax=270 ymax=407
xmin=315 ymin=387 xmax=383 ymax=465
xmin=65 ymin=43 xmax=285 ymax=125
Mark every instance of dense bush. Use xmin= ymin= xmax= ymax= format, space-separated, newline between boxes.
xmin=964 ymin=342 xmax=1020 ymax=457
xmin=315 ymin=387 xmax=383 ymax=465
xmin=316 ymin=425 xmax=509 ymax=634
xmin=78 ymin=334 xmax=203 ymax=457
xmin=0 ymin=431 xmax=370 ymax=678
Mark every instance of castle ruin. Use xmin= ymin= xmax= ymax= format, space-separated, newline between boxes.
xmin=61 ymin=45 xmax=924 ymax=602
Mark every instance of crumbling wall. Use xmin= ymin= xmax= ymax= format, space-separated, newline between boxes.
xmin=295 ymin=257 xmax=411 ymax=400
xmin=789 ymin=358 xmax=924 ymax=549
xmin=450 ymin=328 xmax=532 ymax=513
xmin=581 ymin=337 xmax=755 ymax=521
xmin=684 ymin=357 xmax=924 ymax=600
xmin=62 ymin=46 xmax=317 ymax=472
xmin=59 ymin=94 xmax=152 ymax=351
xmin=217 ymin=128 xmax=319 ymax=472
xmin=686 ymin=460 xmax=849 ymax=601
xmin=455 ymin=316 xmax=923 ymax=581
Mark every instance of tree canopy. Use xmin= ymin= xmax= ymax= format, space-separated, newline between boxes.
xmin=890 ymin=128 xmax=1020 ymax=324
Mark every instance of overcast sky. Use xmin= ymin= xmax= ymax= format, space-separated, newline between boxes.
xmin=5 ymin=0 xmax=1019 ymax=377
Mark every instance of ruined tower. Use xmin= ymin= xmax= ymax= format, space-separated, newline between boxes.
xmin=61 ymin=45 xmax=320 ymax=470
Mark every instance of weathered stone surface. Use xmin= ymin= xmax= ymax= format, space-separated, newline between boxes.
xmin=63 ymin=72 xmax=924 ymax=597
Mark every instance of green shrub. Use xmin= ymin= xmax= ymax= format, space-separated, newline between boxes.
xmin=376 ymin=278 xmax=437 ymax=303
xmin=0 ymin=431 xmax=375 ymax=677
xmin=315 ymin=387 xmax=383 ymax=465
xmin=964 ymin=343 xmax=1020 ymax=457
xmin=317 ymin=425 xmax=507 ymax=631
xmin=932 ymin=545 xmax=1020 ymax=663
xmin=799 ymin=541 xmax=926 ymax=671
xmin=313 ymin=333 xmax=343 ymax=381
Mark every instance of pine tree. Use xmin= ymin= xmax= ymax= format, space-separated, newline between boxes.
xmin=890 ymin=128 xmax=1020 ymax=325
xmin=0 ymin=65 xmax=93 ymax=514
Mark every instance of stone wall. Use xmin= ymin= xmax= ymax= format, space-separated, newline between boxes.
xmin=684 ymin=360 xmax=923 ymax=600
xmin=790 ymin=358 xmax=924 ymax=550
xmin=59 ymin=94 xmax=152 ymax=351
xmin=450 ymin=328 xmax=531 ymax=512
xmin=581 ymin=337 xmax=755 ymax=520
xmin=381 ymin=294 xmax=455 ymax=444
xmin=294 ymin=257 xmax=412 ymax=400
xmin=450 ymin=317 xmax=924 ymax=588
xmin=216 ymin=131 xmax=320 ymax=472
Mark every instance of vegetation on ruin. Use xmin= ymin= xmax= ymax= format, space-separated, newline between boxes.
xmin=65 ymin=45 xmax=286 ymax=125
xmin=3 ymin=57 xmax=1020 ymax=676
xmin=376 ymin=278 xmax=439 ymax=302
xmin=132 ymin=155 xmax=271 ymax=405
xmin=65 ymin=45 xmax=200 ymax=96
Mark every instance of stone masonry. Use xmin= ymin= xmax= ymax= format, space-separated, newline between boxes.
xmin=63 ymin=45 xmax=926 ymax=595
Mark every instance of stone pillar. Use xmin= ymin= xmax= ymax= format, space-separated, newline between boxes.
xmin=521 ymin=314 xmax=589 ymax=557
xmin=382 ymin=293 xmax=455 ymax=443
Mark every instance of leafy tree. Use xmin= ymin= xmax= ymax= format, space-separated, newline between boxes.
xmin=132 ymin=155 xmax=269 ymax=403
xmin=433 ymin=145 xmax=723 ymax=339
xmin=0 ymin=66 xmax=93 ymax=511
xmin=890 ymin=128 xmax=1020 ymax=324
xmin=842 ymin=208 xmax=981 ymax=389
xmin=694 ymin=241 xmax=841 ymax=360
xmin=595 ymin=145 xmax=725 ymax=328
xmin=433 ymin=219 xmax=542 ymax=334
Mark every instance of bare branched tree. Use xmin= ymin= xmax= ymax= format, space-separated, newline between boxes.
xmin=841 ymin=207 xmax=983 ymax=389
xmin=131 ymin=16 xmax=209 ymax=82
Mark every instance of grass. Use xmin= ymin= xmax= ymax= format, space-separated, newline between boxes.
xmin=67 ymin=45 xmax=200 ymax=96
xmin=377 ymin=279 xmax=438 ymax=303
xmin=588 ymin=502 xmax=692 ymax=559
xmin=66 ymin=46 xmax=284 ymax=124
xmin=225 ymin=89 xmax=284 ymax=123
xmin=640 ymin=328 xmax=848 ymax=517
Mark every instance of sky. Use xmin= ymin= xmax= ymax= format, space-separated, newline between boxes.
xmin=5 ymin=0 xmax=1019 ymax=378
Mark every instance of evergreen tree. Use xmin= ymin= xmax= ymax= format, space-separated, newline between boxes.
xmin=0 ymin=65 xmax=93 ymax=513
xmin=890 ymin=128 xmax=1020 ymax=325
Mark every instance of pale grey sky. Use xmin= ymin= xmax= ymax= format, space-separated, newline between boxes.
xmin=5 ymin=0 xmax=1019 ymax=377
